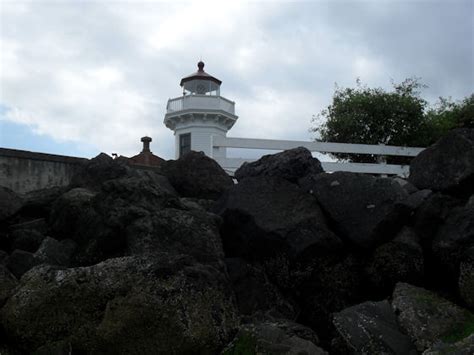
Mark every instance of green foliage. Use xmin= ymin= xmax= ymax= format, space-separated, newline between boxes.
xmin=425 ymin=94 xmax=474 ymax=139
xmin=223 ymin=332 xmax=257 ymax=355
xmin=311 ymin=78 xmax=473 ymax=163
xmin=441 ymin=313 xmax=474 ymax=344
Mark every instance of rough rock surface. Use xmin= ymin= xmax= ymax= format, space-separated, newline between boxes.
xmin=234 ymin=147 xmax=323 ymax=183
xmin=332 ymin=300 xmax=416 ymax=355
xmin=8 ymin=218 xmax=48 ymax=234
xmin=0 ymin=255 xmax=238 ymax=354
xmin=2 ymin=131 xmax=474 ymax=354
xmin=0 ymin=187 xmax=23 ymax=222
xmin=10 ymin=228 xmax=46 ymax=253
xmin=214 ymin=176 xmax=342 ymax=263
xmin=300 ymin=172 xmax=409 ymax=248
xmin=69 ymin=153 xmax=132 ymax=191
xmin=409 ymin=128 xmax=474 ymax=195
xmin=49 ymin=187 xmax=96 ymax=240
xmin=35 ymin=237 xmax=76 ymax=266
xmin=366 ymin=227 xmax=424 ymax=295
xmin=0 ymin=250 xmax=8 ymax=263
xmin=432 ymin=200 xmax=474 ymax=279
xmin=392 ymin=282 xmax=474 ymax=352
xmin=411 ymin=192 xmax=462 ymax=242
xmin=126 ymin=208 xmax=224 ymax=265
xmin=51 ymin=174 xmax=180 ymax=266
xmin=423 ymin=334 xmax=474 ymax=355
xmin=459 ymin=246 xmax=474 ymax=309
xmin=158 ymin=151 xmax=233 ymax=200
xmin=297 ymin=254 xmax=365 ymax=342
xmin=225 ymin=257 xmax=296 ymax=319
xmin=224 ymin=320 xmax=327 ymax=355
xmin=0 ymin=264 xmax=17 ymax=306
xmin=20 ymin=186 xmax=68 ymax=217
xmin=5 ymin=249 xmax=41 ymax=279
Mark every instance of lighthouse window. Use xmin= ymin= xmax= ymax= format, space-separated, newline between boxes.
xmin=179 ymin=133 xmax=191 ymax=157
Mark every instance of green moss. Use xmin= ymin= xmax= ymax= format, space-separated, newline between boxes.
xmin=441 ymin=313 xmax=474 ymax=344
xmin=414 ymin=292 xmax=442 ymax=307
xmin=223 ymin=332 xmax=257 ymax=355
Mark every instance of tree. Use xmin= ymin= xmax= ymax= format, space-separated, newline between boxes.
xmin=311 ymin=78 xmax=430 ymax=163
xmin=311 ymin=78 xmax=472 ymax=164
xmin=425 ymin=94 xmax=474 ymax=138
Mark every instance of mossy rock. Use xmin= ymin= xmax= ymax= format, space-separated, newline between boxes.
xmin=223 ymin=321 xmax=327 ymax=355
xmin=224 ymin=331 xmax=258 ymax=355
xmin=423 ymin=334 xmax=474 ymax=355
xmin=0 ymin=255 xmax=238 ymax=353
xmin=392 ymin=282 xmax=474 ymax=352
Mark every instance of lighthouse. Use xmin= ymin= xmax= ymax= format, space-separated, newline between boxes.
xmin=164 ymin=61 xmax=238 ymax=160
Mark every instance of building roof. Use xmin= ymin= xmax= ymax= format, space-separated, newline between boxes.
xmin=180 ymin=61 xmax=222 ymax=87
xmin=129 ymin=151 xmax=164 ymax=167
xmin=128 ymin=136 xmax=165 ymax=167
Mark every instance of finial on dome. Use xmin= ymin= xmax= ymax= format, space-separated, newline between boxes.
xmin=197 ymin=61 xmax=205 ymax=72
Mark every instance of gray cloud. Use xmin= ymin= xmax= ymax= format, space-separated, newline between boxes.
xmin=1 ymin=0 xmax=472 ymax=160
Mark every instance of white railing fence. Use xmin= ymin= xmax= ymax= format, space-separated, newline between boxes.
xmin=212 ymin=136 xmax=425 ymax=177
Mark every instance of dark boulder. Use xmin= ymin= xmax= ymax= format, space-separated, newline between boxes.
xmin=49 ymin=187 xmax=115 ymax=266
xmin=5 ymin=219 xmax=48 ymax=254
xmin=332 ymin=300 xmax=416 ymax=355
xmin=423 ymin=334 xmax=474 ymax=355
xmin=393 ymin=177 xmax=419 ymax=194
xmin=126 ymin=208 xmax=224 ymax=265
xmin=50 ymin=173 xmax=180 ymax=266
xmin=234 ymin=147 xmax=323 ymax=184
xmin=225 ymin=257 xmax=296 ymax=319
xmin=300 ymin=172 xmax=409 ymax=249
xmin=93 ymin=173 xmax=180 ymax=228
xmin=296 ymin=254 xmax=366 ymax=344
xmin=10 ymin=229 xmax=46 ymax=253
xmin=9 ymin=218 xmax=48 ymax=234
xmin=5 ymin=250 xmax=41 ymax=279
xmin=35 ymin=237 xmax=76 ymax=267
xmin=431 ymin=199 xmax=474 ymax=282
xmin=224 ymin=320 xmax=327 ymax=355
xmin=459 ymin=246 xmax=474 ymax=309
xmin=400 ymin=188 xmax=432 ymax=211
xmin=0 ymin=187 xmax=23 ymax=223
xmin=69 ymin=153 xmax=132 ymax=191
xmin=0 ymin=250 xmax=7 ymax=263
xmin=180 ymin=197 xmax=216 ymax=212
xmin=0 ymin=255 xmax=238 ymax=354
xmin=409 ymin=128 xmax=474 ymax=195
xmin=20 ymin=186 xmax=68 ymax=218
xmin=213 ymin=176 xmax=342 ymax=263
xmin=392 ymin=282 xmax=474 ymax=352
xmin=366 ymin=227 xmax=424 ymax=295
xmin=0 ymin=264 xmax=18 ymax=306
xmin=49 ymin=188 xmax=96 ymax=240
xmin=411 ymin=192 xmax=462 ymax=242
xmin=158 ymin=151 xmax=234 ymax=200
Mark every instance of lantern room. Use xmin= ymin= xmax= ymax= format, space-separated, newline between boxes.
xmin=164 ymin=61 xmax=238 ymax=160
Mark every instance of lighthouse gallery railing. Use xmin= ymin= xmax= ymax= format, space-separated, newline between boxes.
xmin=166 ymin=95 xmax=235 ymax=115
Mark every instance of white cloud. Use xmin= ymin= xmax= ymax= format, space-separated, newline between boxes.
xmin=0 ymin=0 xmax=472 ymax=160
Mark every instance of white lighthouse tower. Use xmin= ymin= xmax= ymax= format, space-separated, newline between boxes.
xmin=164 ymin=61 xmax=238 ymax=160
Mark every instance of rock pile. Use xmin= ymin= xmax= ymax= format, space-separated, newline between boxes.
xmin=0 ymin=129 xmax=473 ymax=354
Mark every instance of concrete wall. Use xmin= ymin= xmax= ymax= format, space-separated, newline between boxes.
xmin=0 ymin=148 xmax=87 ymax=194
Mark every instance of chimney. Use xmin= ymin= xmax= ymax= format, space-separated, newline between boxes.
xmin=141 ymin=136 xmax=152 ymax=153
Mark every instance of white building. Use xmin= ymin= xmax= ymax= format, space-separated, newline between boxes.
xmin=164 ymin=61 xmax=238 ymax=160
xmin=164 ymin=62 xmax=423 ymax=177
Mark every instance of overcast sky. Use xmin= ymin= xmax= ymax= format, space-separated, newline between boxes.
xmin=0 ymin=0 xmax=473 ymax=160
